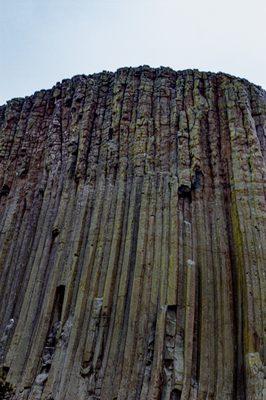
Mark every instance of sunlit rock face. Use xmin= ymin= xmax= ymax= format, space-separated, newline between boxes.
xmin=0 ymin=66 xmax=265 ymax=400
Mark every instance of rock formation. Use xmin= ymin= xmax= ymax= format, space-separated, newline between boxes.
xmin=0 ymin=66 xmax=265 ymax=399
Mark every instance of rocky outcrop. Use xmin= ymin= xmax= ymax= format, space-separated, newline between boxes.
xmin=0 ymin=66 xmax=265 ymax=400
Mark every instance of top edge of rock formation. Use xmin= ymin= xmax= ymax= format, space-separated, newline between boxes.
xmin=1 ymin=65 xmax=265 ymax=107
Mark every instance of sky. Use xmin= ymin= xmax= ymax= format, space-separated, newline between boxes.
xmin=0 ymin=0 xmax=265 ymax=104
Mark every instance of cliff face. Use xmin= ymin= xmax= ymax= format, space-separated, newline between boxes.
xmin=0 ymin=67 xmax=265 ymax=400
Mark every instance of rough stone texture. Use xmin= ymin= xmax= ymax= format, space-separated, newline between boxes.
xmin=0 ymin=66 xmax=265 ymax=400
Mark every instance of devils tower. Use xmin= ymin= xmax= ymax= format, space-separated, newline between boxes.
xmin=0 ymin=66 xmax=265 ymax=399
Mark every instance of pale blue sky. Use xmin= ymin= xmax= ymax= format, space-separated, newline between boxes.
xmin=0 ymin=0 xmax=265 ymax=104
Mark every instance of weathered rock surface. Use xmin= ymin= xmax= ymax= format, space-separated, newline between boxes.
xmin=0 ymin=66 xmax=265 ymax=399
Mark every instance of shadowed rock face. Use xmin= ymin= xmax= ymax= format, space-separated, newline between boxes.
xmin=0 ymin=66 xmax=265 ymax=400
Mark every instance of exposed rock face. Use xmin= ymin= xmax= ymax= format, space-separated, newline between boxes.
xmin=0 ymin=66 xmax=265 ymax=400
